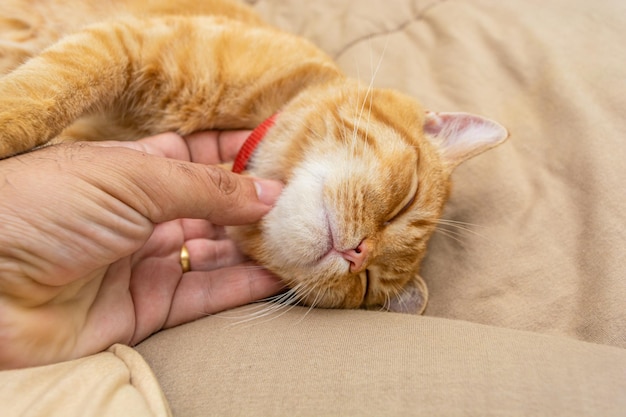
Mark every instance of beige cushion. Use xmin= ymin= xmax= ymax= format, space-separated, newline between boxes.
xmin=136 ymin=307 xmax=626 ymax=416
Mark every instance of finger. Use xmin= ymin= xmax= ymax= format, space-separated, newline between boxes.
xmin=184 ymin=238 xmax=247 ymax=271
xmin=185 ymin=130 xmax=251 ymax=164
xmin=94 ymin=130 xmax=253 ymax=164
xmin=162 ymin=264 xmax=286 ymax=329
xmin=181 ymin=218 xmax=224 ymax=240
xmin=64 ymin=143 xmax=283 ymax=225
xmin=92 ymin=132 xmax=191 ymax=161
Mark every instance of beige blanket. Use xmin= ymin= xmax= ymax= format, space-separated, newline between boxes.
xmin=252 ymin=0 xmax=626 ymax=347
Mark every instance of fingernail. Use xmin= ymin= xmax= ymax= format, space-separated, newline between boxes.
xmin=254 ymin=179 xmax=284 ymax=206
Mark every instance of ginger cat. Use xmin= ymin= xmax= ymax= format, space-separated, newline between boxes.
xmin=0 ymin=0 xmax=508 ymax=314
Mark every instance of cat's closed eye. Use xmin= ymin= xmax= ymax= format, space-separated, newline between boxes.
xmin=385 ymin=173 xmax=418 ymax=225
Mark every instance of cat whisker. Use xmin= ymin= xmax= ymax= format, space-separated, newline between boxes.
xmin=384 ymin=282 xmax=411 ymax=313
xmin=351 ymin=36 xmax=389 ymax=147
xmin=295 ymin=286 xmax=327 ymax=325
xmin=435 ymin=218 xmax=493 ymax=243
xmin=437 ymin=218 xmax=486 ymax=229
xmin=433 ymin=227 xmax=469 ymax=246
xmin=379 ymin=293 xmax=391 ymax=313
xmin=219 ymin=280 xmax=320 ymax=326
xmin=225 ymin=291 xmax=294 ymax=315
xmin=198 ymin=295 xmax=277 ymax=322
xmin=268 ymin=282 xmax=330 ymax=325
xmin=382 ymin=289 xmax=395 ymax=312
xmin=438 ymin=223 xmax=483 ymax=237
xmin=355 ymin=38 xmax=375 ymax=152
xmin=363 ymin=37 xmax=388 ymax=146
xmin=220 ymin=297 xmax=296 ymax=326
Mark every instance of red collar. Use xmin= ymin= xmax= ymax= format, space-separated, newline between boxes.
xmin=232 ymin=114 xmax=278 ymax=174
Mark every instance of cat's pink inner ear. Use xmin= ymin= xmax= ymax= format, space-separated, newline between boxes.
xmin=423 ymin=111 xmax=508 ymax=168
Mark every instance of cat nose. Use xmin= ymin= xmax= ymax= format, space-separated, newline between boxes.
xmin=340 ymin=240 xmax=369 ymax=273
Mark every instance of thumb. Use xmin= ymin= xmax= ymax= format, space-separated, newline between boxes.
xmin=70 ymin=143 xmax=283 ymax=225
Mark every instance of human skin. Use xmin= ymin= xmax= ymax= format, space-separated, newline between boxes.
xmin=0 ymin=130 xmax=284 ymax=369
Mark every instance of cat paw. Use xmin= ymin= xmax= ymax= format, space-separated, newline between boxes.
xmin=0 ymin=113 xmax=32 ymax=158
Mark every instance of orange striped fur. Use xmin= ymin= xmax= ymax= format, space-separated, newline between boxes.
xmin=0 ymin=0 xmax=508 ymax=313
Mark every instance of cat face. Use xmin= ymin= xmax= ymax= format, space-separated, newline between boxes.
xmin=229 ymin=81 xmax=508 ymax=314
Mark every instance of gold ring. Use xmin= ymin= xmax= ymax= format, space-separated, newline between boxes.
xmin=180 ymin=244 xmax=191 ymax=273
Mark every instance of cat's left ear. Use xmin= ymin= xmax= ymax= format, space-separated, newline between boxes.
xmin=387 ymin=275 xmax=429 ymax=315
xmin=423 ymin=111 xmax=509 ymax=169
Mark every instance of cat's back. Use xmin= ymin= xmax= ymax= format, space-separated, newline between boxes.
xmin=0 ymin=0 xmax=264 ymax=75
xmin=0 ymin=2 xmax=341 ymax=150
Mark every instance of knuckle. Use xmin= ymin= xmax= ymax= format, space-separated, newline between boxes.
xmin=207 ymin=166 xmax=239 ymax=196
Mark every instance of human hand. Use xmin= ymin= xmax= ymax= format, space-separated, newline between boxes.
xmin=0 ymin=131 xmax=284 ymax=369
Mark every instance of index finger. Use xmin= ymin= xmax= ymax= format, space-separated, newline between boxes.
xmin=95 ymin=130 xmax=253 ymax=165
xmin=57 ymin=142 xmax=281 ymax=225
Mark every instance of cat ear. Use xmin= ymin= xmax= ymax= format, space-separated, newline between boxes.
xmin=387 ymin=275 xmax=429 ymax=315
xmin=423 ymin=111 xmax=508 ymax=169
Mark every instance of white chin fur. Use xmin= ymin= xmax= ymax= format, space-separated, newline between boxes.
xmin=262 ymin=159 xmax=332 ymax=268
xmin=260 ymin=149 xmax=380 ymax=271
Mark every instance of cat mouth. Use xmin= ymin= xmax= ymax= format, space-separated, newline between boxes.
xmin=317 ymin=248 xmax=349 ymax=270
xmin=315 ymin=225 xmax=348 ymax=269
xmin=312 ymin=209 xmax=352 ymax=271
